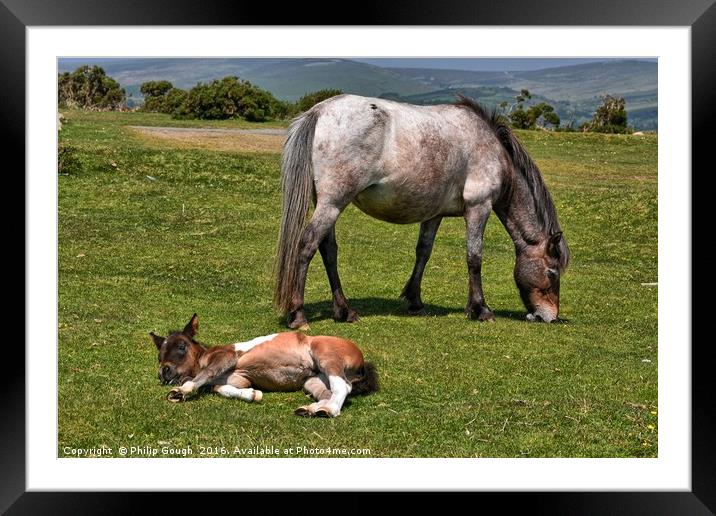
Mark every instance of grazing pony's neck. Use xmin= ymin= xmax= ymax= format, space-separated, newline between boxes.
xmin=456 ymin=95 xmax=569 ymax=268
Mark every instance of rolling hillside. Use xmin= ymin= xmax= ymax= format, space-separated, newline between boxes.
xmin=58 ymin=58 xmax=658 ymax=129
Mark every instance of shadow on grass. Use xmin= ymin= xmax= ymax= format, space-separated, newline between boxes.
xmin=279 ymin=297 xmax=533 ymax=324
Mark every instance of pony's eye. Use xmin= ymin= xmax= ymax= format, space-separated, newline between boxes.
xmin=177 ymin=344 xmax=186 ymax=352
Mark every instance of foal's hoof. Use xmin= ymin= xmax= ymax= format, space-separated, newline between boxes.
xmin=345 ymin=310 xmax=360 ymax=323
xmin=167 ymin=389 xmax=185 ymax=403
xmin=294 ymin=406 xmax=312 ymax=417
xmin=314 ymin=407 xmax=334 ymax=418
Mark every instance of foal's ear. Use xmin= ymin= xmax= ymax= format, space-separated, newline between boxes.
xmin=547 ymin=231 xmax=564 ymax=259
xmin=149 ymin=332 xmax=165 ymax=349
xmin=183 ymin=313 xmax=199 ymax=337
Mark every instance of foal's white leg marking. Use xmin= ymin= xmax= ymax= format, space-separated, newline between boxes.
xmin=179 ymin=380 xmax=196 ymax=394
xmin=215 ymin=385 xmax=263 ymax=402
xmin=233 ymin=334 xmax=279 ymax=353
xmin=324 ymin=375 xmax=352 ymax=417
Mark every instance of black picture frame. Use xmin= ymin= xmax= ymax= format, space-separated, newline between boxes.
xmin=6 ymin=0 xmax=712 ymax=513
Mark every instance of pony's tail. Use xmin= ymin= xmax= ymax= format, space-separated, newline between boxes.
xmin=274 ymin=109 xmax=319 ymax=314
xmin=350 ymin=362 xmax=379 ymax=396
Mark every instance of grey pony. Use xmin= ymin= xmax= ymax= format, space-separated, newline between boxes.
xmin=274 ymin=94 xmax=569 ymax=328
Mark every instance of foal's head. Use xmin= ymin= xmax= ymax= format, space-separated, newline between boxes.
xmin=149 ymin=314 xmax=204 ymax=385
xmin=514 ymin=231 xmax=568 ymax=323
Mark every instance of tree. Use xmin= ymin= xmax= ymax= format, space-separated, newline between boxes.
xmin=58 ymin=65 xmax=126 ymax=110
xmin=509 ymin=100 xmax=560 ymax=130
xmin=582 ymin=95 xmax=630 ymax=133
xmin=499 ymin=89 xmax=532 ymax=115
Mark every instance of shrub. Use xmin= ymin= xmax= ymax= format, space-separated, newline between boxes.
xmin=58 ymin=141 xmax=81 ymax=174
xmin=58 ymin=66 xmax=126 ymax=111
xmin=173 ymin=76 xmax=284 ymax=121
xmin=140 ymin=80 xmax=188 ymax=115
xmin=295 ymin=89 xmax=342 ymax=113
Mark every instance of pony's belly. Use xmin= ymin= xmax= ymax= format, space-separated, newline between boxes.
xmin=248 ymin=367 xmax=312 ymax=392
xmin=353 ymin=183 xmax=463 ymax=223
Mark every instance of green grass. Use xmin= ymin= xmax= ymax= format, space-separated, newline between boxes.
xmin=58 ymin=111 xmax=658 ymax=458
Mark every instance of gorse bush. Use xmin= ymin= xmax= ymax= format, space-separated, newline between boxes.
xmin=294 ymin=89 xmax=343 ymax=114
xmin=140 ymin=80 xmax=188 ymax=114
xmin=138 ymin=77 xmax=340 ymax=121
xmin=58 ymin=66 xmax=126 ymax=111
xmin=172 ymin=76 xmax=287 ymax=122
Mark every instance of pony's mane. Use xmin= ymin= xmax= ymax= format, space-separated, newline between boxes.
xmin=455 ymin=95 xmax=570 ymax=269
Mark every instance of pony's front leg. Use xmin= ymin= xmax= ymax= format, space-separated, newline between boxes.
xmin=288 ymin=203 xmax=343 ymax=329
xmin=464 ymin=202 xmax=495 ymax=322
xmin=319 ymin=227 xmax=358 ymax=323
xmin=401 ymin=216 xmax=442 ymax=314
xmin=212 ymin=374 xmax=263 ymax=403
xmin=167 ymin=350 xmax=237 ymax=402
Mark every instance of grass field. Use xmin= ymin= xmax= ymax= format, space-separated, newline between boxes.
xmin=57 ymin=110 xmax=658 ymax=458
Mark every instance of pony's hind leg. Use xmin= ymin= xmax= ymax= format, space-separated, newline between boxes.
xmin=288 ymin=202 xmax=344 ymax=329
xmin=319 ymin=227 xmax=358 ymax=323
xmin=294 ymin=375 xmax=332 ymax=417
xmin=401 ymin=216 xmax=442 ymax=314
xmin=295 ymin=338 xmax=358 ymax=417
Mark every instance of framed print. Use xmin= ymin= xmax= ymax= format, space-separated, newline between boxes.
xmin=7 ymin=0 xmax=714 ymax=513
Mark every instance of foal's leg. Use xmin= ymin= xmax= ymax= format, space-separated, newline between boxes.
xmin=288 ymin=202 xmax=344 ymax=329
xmin=464 ymin=202 xmax=495 ymax=321
xmin=319 ymin=227 xmax=358 ymax=323
xmin=295 ymin=352 xmax=351 ymax=418
xmin=212 ymin=373 xmax=263 ymax=403
xmin=167 ymin=349 xmax=237 ymax=402
xmin=294 ymin=375 xmax=332 ymax=417
xmin=401 ymin=216 xmax=442 ymax=314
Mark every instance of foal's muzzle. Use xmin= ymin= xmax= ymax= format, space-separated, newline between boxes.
xmin=158 ymin=365 xmax=180 ymax=385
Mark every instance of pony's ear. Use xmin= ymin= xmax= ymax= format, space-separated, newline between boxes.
xmin=183 ymin=313 xmax=199 ymax=337
xmin=149 ymin=332 xmax=164 ymax=349
xmin=547 ymin=231 xmax=563 ymax=259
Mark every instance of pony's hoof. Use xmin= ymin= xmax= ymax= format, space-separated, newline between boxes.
xmin=314 ymin=407 xmax=334 ymax=418
xmin=294 ymin=406 xmax=312 ymax=417
xmin=167 ymin=389 xmax=185 ymax=403
xmin=252 ymin=390 xmax=263 ymax=402
xmin=333 ymin=305 xmax=359 ymax=323
xmin=288 ymin=318 xmax=309 ymax=331
xmin=407 ymin=306 xmax=426 ymax=316
xmin=467 ymin=306 xmax=495 ymax=322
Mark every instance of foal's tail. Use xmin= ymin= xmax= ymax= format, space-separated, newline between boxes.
xmin=274 ymin=109 xmax=320 ymax=313
xmin=350 ymin=362 xmax=379 ymax=396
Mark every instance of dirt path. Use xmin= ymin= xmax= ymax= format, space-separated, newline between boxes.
xmin=129 ymin=126 xmax=288 ymax=136
xmin=129 ymin=125 xmax=287 ymax=153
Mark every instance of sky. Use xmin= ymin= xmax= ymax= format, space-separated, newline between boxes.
xmin=352 ymin=58 xmax=657 ymax=71
xmin=59 ymin=57 xmax=658 ymax=73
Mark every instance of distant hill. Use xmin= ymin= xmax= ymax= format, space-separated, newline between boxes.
xmin=58 ymin=58 xmax=657 ymax=130
xmin=387 ymin=61 xmax=658 ymax=129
